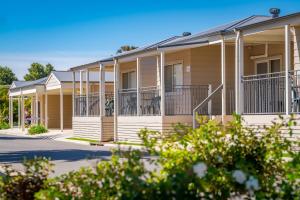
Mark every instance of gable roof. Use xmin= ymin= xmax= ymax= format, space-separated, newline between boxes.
xmin=10 ymin=77 xmax=47 ymax=90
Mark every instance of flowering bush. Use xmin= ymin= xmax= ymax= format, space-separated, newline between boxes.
xmin=0 ymin=157 xmax=53 ymax=200
xmin=0 ymin=115 xmax=299 ymax=199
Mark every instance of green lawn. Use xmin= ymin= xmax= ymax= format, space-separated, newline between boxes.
xmin=67 ymin=137 xmax=100 ymax=143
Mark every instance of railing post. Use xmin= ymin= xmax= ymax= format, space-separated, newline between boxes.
xmin=45 ymin=91 xmax=48 ymax=129
xmin=60 ymin=86 xmax=64 ymax=132
xmin=136 ymin=57 xmax=141 ymax=116
xmin=35 ymin=92 xmax=39 ymax=124
xmin=285 ymin=24 xmax=291 ymax=115
xmin=208 ymin=84 xmax=212 ymax=116
xmin=239 ymin=32 xmax=244 ymax=114
xmin=99 ymin=63 xmax=105 ymax=117
xmin=21 ymin=90 xmax=25 ymax=132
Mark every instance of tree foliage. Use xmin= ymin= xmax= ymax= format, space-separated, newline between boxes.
xmin=24 ymin=63 xmax=55 ymax=81
xmin=116 ymin=45 xmax=138 ymax=54
xmin=0 ymin=66 xmax=17 ymax=85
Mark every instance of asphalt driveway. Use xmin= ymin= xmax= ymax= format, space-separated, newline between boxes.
xmin=0 ymin=133 xmax=112 ymax=176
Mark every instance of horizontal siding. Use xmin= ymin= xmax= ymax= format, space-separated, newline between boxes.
xmin=72 ymin=117 xmax=101 ymax=140
xmin=102 ymin=116 xmax=114 ymax=141
xmin=117 ymin=116 xmax=163 ymax=142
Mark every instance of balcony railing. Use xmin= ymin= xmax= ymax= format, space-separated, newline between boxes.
xmin=74 ymin=93 xmax=114 ymax=117
xmin=165 ymin=85 xmax=209 ymax=115
xmin=140 ymin=86 xmax=161 ymax=115
xmin=118 ymin=89 xmax=137 ymax=116
xmin=243 ymin=71 xmax=286 ymax=114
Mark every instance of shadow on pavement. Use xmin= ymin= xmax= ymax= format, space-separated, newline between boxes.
xmin=0 ymin=149 xmax=112 ymax=163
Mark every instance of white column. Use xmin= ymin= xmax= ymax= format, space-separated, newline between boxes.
xmin=45 ymin=91 xmax=48 ymax=129
xmin=221 ymin=39 xmax=226 ymax=122
xmin=72 ymin=71 xmax=75 ymax=117
xmin=21 ymin=91 xmax=25 ymax=132
xmin=136 ymin=57 xmax=141 ymax=115
xmin=113 ymin=59 xmax=119 ymax=142
xmin=18 ymin=97 xmax=21 ymax=128
xmin=31 ymin=96 xmax=34 ymax=124
xmin=35 ymin=93 xmax=39 ymax=124
xmin=238 ymin=32 xmax=244 ymax=114
xmin=60 ymin=86 xmax=64 ymax=132
xmin=235 ymin=31 xmax=241 ymax=114
xmin=285 ymin=24 xmax=291 ymax=115
xmin=156 ymin=55 xmax=161 ymax=88
xmin=86 ymin=69 xmax=90 ymax=116
xmin=79 ymin=70 xmax=83 ymax=95
xmin=99 ymin=63 xmax=105 ymax=117
xmin=160 ymin=52 xmax=165 ymax=116
xmin=9 ymin=96 xmax=13 ymax=128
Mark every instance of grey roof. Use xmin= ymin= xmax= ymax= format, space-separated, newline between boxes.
xmin=158 ymin=15 xmax=272 ymax=48
xmin=11 ymin=77 xmax=48 ymax=90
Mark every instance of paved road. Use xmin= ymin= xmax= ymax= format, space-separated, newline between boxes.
xmin=0 ymin=133 xmax=113 ymax=176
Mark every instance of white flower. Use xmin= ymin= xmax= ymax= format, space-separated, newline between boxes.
xmin=193 ymin=162 xmax=207 ymax=178
xmin=232 ymin=170 xmax=246 ymax=184
xmin=246 ymin=176 xmax=260 ymax=191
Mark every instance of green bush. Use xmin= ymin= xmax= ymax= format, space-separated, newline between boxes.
xmin=28 ymin=124 xmax=48 ymax=135
xmin=1 ymin=115 xmax=299 ymax=199
xmin=0 ymin=121 xmax=9 ymax=129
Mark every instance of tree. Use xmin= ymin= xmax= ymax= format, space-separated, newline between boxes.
xmin=0 ymin=66 xmax=17 ymax=85
xmin=24 ymin=63 xmax=55 ymax=81
xmin=116 ymin=45 xmax=138 ymax=54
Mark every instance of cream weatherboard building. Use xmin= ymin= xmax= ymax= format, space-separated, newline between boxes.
xmin=8 ymin=71 xmax=113 ymax=138
xmin=71 ymin=10 xmax=300 ymax=143
xmin=8 ymin=10 xmax=300 ymax=143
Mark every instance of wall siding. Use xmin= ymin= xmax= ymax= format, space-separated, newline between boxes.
xmin=73 ymin=117 xmax=101 ymax=140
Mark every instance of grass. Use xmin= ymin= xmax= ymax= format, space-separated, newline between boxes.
xmin=67 ymin=137 xmax=100 ymax=144
xmin=115 ymin=141 xmax=143 ymax=146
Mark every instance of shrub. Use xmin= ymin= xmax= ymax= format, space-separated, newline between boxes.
xmin=1 ymin=115 xmax=299 ymax=199
xmin=0 ymin=121 xmax=9 ymax=129
xmin=28 ymin=124 xmax=48 ymax=135
xmin=0 ymin=157 xmax=53 ymax=200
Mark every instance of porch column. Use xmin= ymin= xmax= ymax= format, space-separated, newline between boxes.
xmin=99 ymin=63 xmax=105 ymax=117
xmin=45 ymin=91 xmax=48 ymax=129
xmin=285 ymin=24 xmax=291 ymax=115
xmin=35 ymin=92 xmax=39 ymax=124
xmin=156 ymin=55 xmax=161 ymax=87
xmin=136 ymin=57 xmax=141 ymax=116
xmin=18 ymin=97 xmax=21 ymax=128
xmin=113 ymin=59 xmax=119 ymax=142
xmin=21 ymin=91 xmax=25 ymax=132
xmin=235 ymin=31 xmax=244 ymax=114
xmin=86 ymin=69 xmax=90 ymax=116
xmin=79 ymin=70 xmax=83 ymax=95
xmin=239 ymin=32 xmax=244 ymax=114
xmin=221 ymin=38 xmax=226 ymax=122
xmin=60 ymin=86 xmax=64 ymax=132
xmin=30 ymin=96 xmax=33 ymax=124
xmin=9 ymin=96 xmax=13 ymax=128
xmin=72 ymin=71 xmax=75 ymax=117
xmin=160 ymin=52 xmax=165 ymax=116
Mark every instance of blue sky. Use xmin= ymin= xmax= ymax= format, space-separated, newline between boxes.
xmin=0 ymin=0 xmax=299 ymax=79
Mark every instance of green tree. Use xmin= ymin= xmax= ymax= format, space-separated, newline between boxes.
xmin=24 ymin=63 xmax=55 ymax=81
xmin=0 ymin=66 xmax=17 ymax=85
xmin=116 ymin=45 xmax=138 ymax=54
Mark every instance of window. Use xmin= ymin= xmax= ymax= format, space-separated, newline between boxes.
xmin=122 ymin=71 xmax=136 ymax=89
xmin=165 ymin=63 xmax=183 ymax=92
xmin=255 ymin=58 xmax=281 ymax=75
